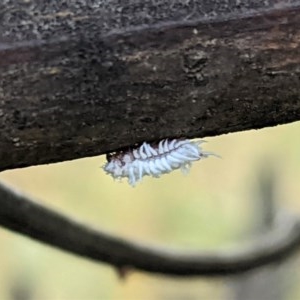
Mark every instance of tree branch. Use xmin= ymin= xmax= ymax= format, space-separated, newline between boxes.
xmin=1 ymin=1 xmax=300 ymax=170
xmin=0 ymin=181 xmax=299 ymax=277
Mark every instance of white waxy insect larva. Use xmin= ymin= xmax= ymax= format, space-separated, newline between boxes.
xmin=169 ymin=139 xmax=177 ymax=150
xmin=160 ymin=156 xmax=173 ymax=171
xmin=146 ymin=144 xmax=153 ymax=156
xmin=181 ymin=162 xmax=192 ymax=175
xmin=155 ymin=163 xmax=164 ymax=173
xmin=148 ymin=144 xmax=158 ymax=156
xmin=136 ymin=161 xmax=143 ymax=179
xmin=158 ymin=140 xmax=164 ymax=154
xmin=174 ymin=140 xmax=189 ymax=148
xmin=144 ymin=143 xmax=153 ymax=157
xmin=163 ymin=139 xmax=169 ymax=152
xmin=103 ymin=138 xmax=216 ymax=186
xmin=133 ymin=149 xmax=140 ymax=159
xmin=148 ymin=160 xmax=159 ymax=175
xmin=143 ymin=161 xmax=151 ymax=175
xmin=154 ymin=158 xmax=166 ymax=172
xmin=171 ymin=151 xmax=194 ymax=161
xmin=141 ymin=142 xmax=150 ymax=157
xmin=167 ymin=153 xmax=183 ymax=164
xmin=181 ymin=143 xmax=200 ymax=156
xmin=139 ymin=144 xmax=147 ymax=159
xmin=128 ymin=166 xmax=135 ymax=182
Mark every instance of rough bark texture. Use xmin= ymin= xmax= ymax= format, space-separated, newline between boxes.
xmin=1 ymin=1 xmax=300 ymax=170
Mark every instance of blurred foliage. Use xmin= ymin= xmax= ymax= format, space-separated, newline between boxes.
xmin=1 ymin=122 xmax=300 ymax=299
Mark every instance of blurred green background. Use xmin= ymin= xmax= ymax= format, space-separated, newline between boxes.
xmin=1 ymin=121 xmax=300 ymax=300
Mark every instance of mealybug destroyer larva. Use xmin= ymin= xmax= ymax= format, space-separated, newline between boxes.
xmin=103 ymin=138 xmax=216 ymax=186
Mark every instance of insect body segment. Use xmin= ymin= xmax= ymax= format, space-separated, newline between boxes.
xmin=103 ymin=139 xmax=212 ymax=186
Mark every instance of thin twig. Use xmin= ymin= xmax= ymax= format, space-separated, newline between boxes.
xmin=0 ymin=182 xmax=299 ymax=277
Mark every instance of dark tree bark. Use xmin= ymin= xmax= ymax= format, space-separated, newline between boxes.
xmin=1 ymin=0 xmax=300 ymax=171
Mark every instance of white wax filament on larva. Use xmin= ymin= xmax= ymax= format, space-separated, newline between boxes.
xmin=103 ymin=139 xmax=215 ymax=187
